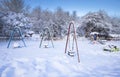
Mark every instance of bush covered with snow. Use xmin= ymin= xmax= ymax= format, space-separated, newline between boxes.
xmin=1 ymin=12 xmax=32 ymax=37
xmin=77 ymin=10 xmax=120 ymax=37
xmin=77 ymin=11 xmax=112 ymax=37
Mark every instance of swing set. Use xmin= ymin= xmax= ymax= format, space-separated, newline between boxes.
xmin=65 ymin=22 xmax=80 ymax=63
xmin=7 ymin=27 xmax=26 ymax=48
xmin=39 ymin=27 xmax=54 ymax=48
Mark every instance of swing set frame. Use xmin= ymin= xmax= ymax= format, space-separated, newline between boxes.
xmin=65 ymin=22 xmax=80 ymax=63
xmin=7 ymin=27 xmax=26 ymax=48
xmin=39 ymin=27 xmax=54 ymax=48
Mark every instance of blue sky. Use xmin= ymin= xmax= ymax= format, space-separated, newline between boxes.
xmin=25 ymin=0 xmax=120 ymax=17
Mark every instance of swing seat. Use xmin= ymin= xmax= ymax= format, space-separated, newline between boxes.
xmin=68 ymin=50 xmax=75 ymax=57
xmin=44 ymin=44 xmax=49 ymax=48
xmin=13 ymin=42 xmax=21 ymax=48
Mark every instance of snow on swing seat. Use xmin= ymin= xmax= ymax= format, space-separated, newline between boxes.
xmin=44 ymin=44 xmax=49 ymax=48
xmin=68 ymin=50 xmax=75 ymax=57
xmin=13 ymin=42 xmax=21 ymax=48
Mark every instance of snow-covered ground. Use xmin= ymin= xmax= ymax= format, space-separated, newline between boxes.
xmin=0 ymin=37 xmax=120 ymax=77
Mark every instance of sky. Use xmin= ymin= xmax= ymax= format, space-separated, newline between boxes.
xmin=25 ymin=0 xmax=120 ymax=17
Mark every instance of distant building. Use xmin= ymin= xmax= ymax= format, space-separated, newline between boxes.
xmin=109 ymin=34 xmax=120 ymax=41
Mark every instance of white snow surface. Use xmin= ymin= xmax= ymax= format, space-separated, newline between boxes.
xmin=0 ymin=37 xmax=120 ymax=77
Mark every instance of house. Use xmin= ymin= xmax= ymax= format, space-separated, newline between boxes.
xmin=109 ymin=34 xmax=120 ymax=41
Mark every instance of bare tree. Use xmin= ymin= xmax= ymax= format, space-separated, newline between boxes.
xmin=0 ymin=0 xmax=25 ymax=13
xmin=71 ymin=11 xmax=77 ymax=21
xmin=30 ymin=6 xmax=43 ymax=33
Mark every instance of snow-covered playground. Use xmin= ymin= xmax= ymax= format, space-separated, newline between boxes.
xmin=0 ymin=0 xmax=120 ymax=77
xmin=0 ymin=37 xmax=120 ymax=77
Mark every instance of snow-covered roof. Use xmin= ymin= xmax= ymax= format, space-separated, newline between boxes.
xmin=90 ymin=32 xmax=99 ymax=35
xmin=109 ymin=34 xmax=120 ymax=37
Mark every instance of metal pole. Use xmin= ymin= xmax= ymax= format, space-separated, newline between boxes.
xmin=73 ymin=25 xmax=80 ymax=63
xmin=18 ymin=28 xmax=26 ymax=47
xmin=7 ymin=30 xmax=15 ymax=48
xmin=39 ymin=34 xmax=44 ymax=48
xmin=65 ymin=23 xmax=71 ymax=53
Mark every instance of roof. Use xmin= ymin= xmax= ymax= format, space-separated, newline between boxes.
xmin=109 ymin=34 xmax=120 ymax=37
xmin=90 ymin=32 xmax=99 ymax=35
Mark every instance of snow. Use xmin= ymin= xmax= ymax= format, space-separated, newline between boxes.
xmin=13 ymin=42 xmax=20 ymax=48
xmin=109 ymin=34 xmax=120 ymax=37
xmin=0 ymin=37 xmax=120 ymax=77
